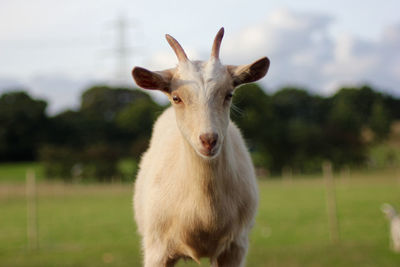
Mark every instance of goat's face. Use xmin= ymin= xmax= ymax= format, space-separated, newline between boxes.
xmin=132 ymin=28 xmax=270 ymax=159
xmin=168 ymin=60 xmax=233 ymax=158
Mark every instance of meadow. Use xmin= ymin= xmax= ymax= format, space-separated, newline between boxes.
xmin=1 ymin=163 xmax=400 ymax=266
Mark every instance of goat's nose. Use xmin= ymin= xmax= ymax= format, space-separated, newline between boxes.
xmin=199 ymin=133 xmax=218 ymax=151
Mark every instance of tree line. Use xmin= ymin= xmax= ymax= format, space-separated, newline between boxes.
xmin=0 ymin=84 xmax=399 ymax=180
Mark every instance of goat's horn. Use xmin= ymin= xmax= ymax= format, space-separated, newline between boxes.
xmin=211 ymin=27 xmax=224 ymax=60
xmin=165 ymin=34 xmax=189 ymax=62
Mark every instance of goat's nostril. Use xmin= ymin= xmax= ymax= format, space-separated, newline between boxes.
xmin=199 ymin=133 xmax=218 ymax=150
xmin=211 ymin=139 xmax=217 ymax=147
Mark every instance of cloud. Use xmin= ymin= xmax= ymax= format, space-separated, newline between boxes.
xmin=147 ymin=9 xmax=400 ymax=97
xmin=225 ymin=9 xmax=335 ymax=93
xmin=323 ymin=23 xmax=400 ymax=96
xmin=225 ymin=9 xmax=400 ymax=96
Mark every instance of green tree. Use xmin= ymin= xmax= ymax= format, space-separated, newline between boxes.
xmin=41 ymin=85 xmax=164 ymax=180
xmin=116 ymin=98 xmax=164 ymax=157
xmin=81 ymin=86 xmax=150 ymax=121
xmin=369 ymin=99 xmax=391 ymax=141
xmin=231 ymin=84 xmax=274 ymax=169
xmin=0 ymin=91 xmax=48 ymax=161
xmin=269 ymin=88 xmax=328 ymax=172
xmin=325 ymin=90 xmax=365 ymax=167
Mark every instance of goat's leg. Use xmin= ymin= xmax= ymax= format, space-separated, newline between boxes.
xmin=211 ymin=235 xmax=248 ymax=267
xmin=393 ymin=234 xmax=400 ymax=252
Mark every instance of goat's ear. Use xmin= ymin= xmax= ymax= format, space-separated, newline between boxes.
xmin=132 ymin=67 xmax=174 ymax=92
xmin=228 ymin=57 xmax=270 ymax=87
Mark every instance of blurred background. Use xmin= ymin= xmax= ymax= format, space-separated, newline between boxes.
xmin=1 ymin=0 xmax=400 ymax=266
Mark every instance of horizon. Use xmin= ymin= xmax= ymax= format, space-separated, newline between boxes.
xmin=2 ymin=83 xmax=398 ymax=117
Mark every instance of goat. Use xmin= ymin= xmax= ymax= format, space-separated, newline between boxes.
xmin=131 ymin=27 xmax=270 ymax=267
xmin=381 ymin=203 xmax=400 ymax=252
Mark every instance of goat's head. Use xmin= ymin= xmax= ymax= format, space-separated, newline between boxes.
xmin=132 ymin=28 xmax=270 ymax=159
xmin=382 ymin=203 xmax=397 ymax=220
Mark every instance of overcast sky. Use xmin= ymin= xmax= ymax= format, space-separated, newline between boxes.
xmin=1 ymin=0 xmax=400 ymax=114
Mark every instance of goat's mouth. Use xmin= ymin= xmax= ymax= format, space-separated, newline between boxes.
xmin=198 ymin=146 xmax=220 ymax=159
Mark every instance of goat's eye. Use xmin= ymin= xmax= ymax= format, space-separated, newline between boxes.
xmin=172 ymin=95 xmax=182 ymax=104
xmin=225 ymin=92 xmax=233 ymax=101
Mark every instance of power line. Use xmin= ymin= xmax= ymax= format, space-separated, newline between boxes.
xmin=115 ymin=16 xmax=129 ymax=83
xmin=107 ymin=15 xmax=138 ymax=86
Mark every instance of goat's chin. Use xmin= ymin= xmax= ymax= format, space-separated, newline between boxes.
xmin=196 ymin=147 xmax=221 ymax=160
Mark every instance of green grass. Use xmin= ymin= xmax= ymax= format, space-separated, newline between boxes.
xmin=369 ymin=143 xmax=400 ymax=169
xmin=0 ymin=162 xmax=44 ymax=182
xmin=1 ymin=169 xmax=400 ymax=266
xmin=0 ymin=160 xmax=138 ymax=183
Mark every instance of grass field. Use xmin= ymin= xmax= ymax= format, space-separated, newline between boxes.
xmin=1 ymin=164 xmax=400 ymax=266
xmin=0 ymin=162 xmax=44 ymax=182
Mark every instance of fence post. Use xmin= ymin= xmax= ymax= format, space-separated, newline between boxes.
xmin=323 ymin=161 xmax=340 ymax=244
xmin=26 ymin=169 xmax=38 ymax=251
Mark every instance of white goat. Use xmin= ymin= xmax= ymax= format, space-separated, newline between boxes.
xmin=131 ymin=28 xmax=270 ymax=267
xmin=381 ymin=203 xmax=400 ymax=252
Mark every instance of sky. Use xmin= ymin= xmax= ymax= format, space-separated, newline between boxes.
xmin=1 ymin=0 xmax=400 ymax=114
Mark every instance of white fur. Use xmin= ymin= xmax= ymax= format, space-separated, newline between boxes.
xmin=382 ymin=203 xmax=400 ymax=252
xmin=134 ymin=107 xmax=258 ymax=266
xmin=132 ymin=29 xmax=269 ymax=267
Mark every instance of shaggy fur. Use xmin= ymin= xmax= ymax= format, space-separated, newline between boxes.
xmin=132 ymin=27 xmax=270 ymax=266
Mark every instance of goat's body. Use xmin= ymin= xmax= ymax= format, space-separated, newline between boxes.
xmin=132 ymin=27 xmax=268 ymax=266
xmin=134 ymin=107 xmax=258 ymax=266
xmin=390 ymin=216 xmax=400 ymax=252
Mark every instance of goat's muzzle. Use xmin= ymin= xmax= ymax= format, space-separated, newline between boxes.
xmin=199 ymin=133 xmax=219 ymax=156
